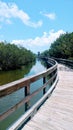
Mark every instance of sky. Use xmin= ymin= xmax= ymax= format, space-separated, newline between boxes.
xmin=0 ymin=0 xmax=73 ymax=54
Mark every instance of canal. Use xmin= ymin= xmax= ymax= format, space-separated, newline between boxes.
xmin=0 ymin=59 xmax=49 ymax=130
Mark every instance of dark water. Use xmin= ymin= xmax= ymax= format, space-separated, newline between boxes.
xmin=0 ymin=61 xmax=35 ymax=86
xmin=0 ymin=59 xmax=48 ymax=130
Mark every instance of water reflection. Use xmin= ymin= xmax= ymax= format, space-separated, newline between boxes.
xmin=26 ymin=59 xmax=47 ymax=77
xmin=0 ymin=61 xmax=35 ymax=85
xmin=0 ymin=59 xmax=48 ymax=130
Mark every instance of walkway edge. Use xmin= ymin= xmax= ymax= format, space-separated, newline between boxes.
xmin=8 ymin=75 xmax=59 ymax=130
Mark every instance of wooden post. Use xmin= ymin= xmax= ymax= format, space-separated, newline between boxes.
xmin=25 ymin=84 xmax=30 ymax=111
xmin=43 ymin=77 xmax=46 ymax=94
xmin=50 ymin=72 xmax=54 ymax=85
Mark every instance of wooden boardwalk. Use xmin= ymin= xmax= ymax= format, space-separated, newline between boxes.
xmin=22 ymin=64 xmax=73 ymax=130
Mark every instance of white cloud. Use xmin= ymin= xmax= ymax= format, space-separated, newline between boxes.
xmin=0 ymin=1 xmax=42 ymax=28
xmin=40 ymin=11 xmax=56 ymax=20
xmin=12 ymin=29 xmax=65 ymax=53
xmin=45 ymin=13 xmax=56 ymax=20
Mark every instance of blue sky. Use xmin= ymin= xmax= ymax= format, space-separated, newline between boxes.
xmin=0 ymin=0 xmax=73 ymax=53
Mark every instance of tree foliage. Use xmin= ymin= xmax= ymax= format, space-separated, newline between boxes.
xmin=41 ymin=32 xmax=73 ymax=59
xmin=0 ymin=42 xmax=35 ymax=70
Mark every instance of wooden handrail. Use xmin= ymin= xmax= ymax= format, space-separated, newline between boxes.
xmin=9 ymin=75 xmax=58 ymax=130
xmin=0 ymin=58 xmax=58 ymax=129
xmin=0 ymin=61 xmax=57 ymax=98
xmin=53 ymin=58 xmax=73 ymax=68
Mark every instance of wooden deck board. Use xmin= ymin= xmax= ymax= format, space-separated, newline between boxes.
xmin=22 ymin=64 xmax=73 ymax=130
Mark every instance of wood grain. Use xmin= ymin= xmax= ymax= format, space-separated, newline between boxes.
xmin=22 ymin=64 xmax=73 ymax=130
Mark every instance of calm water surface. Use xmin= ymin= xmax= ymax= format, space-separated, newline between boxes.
xmin=0 ymin=61 xmax=35 ymax=86
xmin=0 ymin=59 xmax=48 ymax=130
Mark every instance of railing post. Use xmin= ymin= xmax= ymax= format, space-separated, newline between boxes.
xmin=43 ymin=77 xmax=46 ymax=94
xmin=50 ymin=72 xmax=55 ymax=85
xmin=25 ymin=84 xmax=30 ymax=111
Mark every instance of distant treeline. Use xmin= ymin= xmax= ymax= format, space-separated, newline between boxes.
xmin=41 ymin=32 xmax=73 ymax=60
xmin=0 ymin=42 xmax=35 ymax=70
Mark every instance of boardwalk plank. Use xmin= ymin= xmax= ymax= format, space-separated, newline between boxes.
xmin=22 ymin=64 xmax=73 ymax=130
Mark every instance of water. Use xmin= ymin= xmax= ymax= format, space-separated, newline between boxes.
xmin=0 ymin=59 xmax=48 ymax=130
xmin=0 ymin=62 xmax=35 ymax=86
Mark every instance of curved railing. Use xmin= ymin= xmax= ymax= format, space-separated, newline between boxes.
xmin=53 ymin=58 xmax=73 ymax=68
xmin=0 ymin=58 xmax=58 ymax=130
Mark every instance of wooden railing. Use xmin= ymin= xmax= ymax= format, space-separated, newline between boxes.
xmin=53 ymin=58 xmax=73 ymax=68
xmin=0 ymin=58 xmax=58 ymax=130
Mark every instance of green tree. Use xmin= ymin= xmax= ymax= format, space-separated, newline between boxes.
xmin=41 ymin=32 xmax=73 ymax=59
xmin=0 ymin=42 xmax=35 ymax=70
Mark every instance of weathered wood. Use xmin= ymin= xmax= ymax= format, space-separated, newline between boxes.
xmin=0 ymin=72 xmax=57 ymax=121
xmin=43 ymin=77 xmax=46 ymax=94
xmin=21 ymin=64 xmax=73 ymax=130
xmin=54 ymin=58 xmax=73 ymax=68
xmin=0 ymin=58 xmax=58 ymax=123
xmin=8 ymin=75 xmax=58 ymax=130
xmin=0 ymin=62 xmax=57 ymax=98
xmin=25 ymin=84 xmax=30 ymax=110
